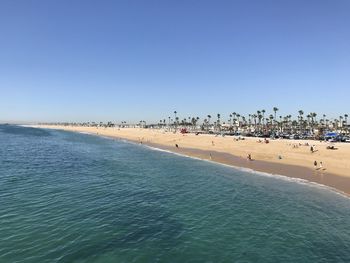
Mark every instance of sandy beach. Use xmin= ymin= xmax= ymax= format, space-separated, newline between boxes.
xmin=36 ymin=125 xmax=350 ymax=195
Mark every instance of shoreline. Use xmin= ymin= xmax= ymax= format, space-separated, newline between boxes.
xmin=146 ymin=143 xmax=350 ymax=196
xmin=32 ymin=125 xmax=350 ymax=196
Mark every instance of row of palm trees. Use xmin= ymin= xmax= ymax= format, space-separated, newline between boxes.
xmin=44 ymin=108 xmax=349 ymax=136
xmin=158 ymin=109 xmax=349 ymax=135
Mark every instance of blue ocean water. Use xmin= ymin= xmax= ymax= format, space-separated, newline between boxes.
xmin=1 ymin=125 xmax=350 ymax=263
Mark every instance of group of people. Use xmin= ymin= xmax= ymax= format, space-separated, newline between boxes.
xmin=256 ymin=138 xmax=269 ymax=144
xmin=313 ymin=160 xmax=324 ymax=170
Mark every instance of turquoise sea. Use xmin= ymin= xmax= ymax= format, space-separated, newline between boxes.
xmin=1 ymin=124 xmax=350 ymax=263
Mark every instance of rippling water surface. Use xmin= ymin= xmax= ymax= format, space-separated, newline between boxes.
xmin=1 ymin=125 xmax=350 ymax=262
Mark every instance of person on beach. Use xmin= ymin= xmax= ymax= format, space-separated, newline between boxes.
xmin=175 ymin=144 xmax=179 ymax=148
xmin=247 ymin=153 xmax=252 ymax=161
xmin=209 ymin=153 xmax=212 ymax=160
xmin=319 ymin=161 xmax=323 ymax=169
xmin=314 ymin=160 xmax=318 ymax=169
xmin=310 ymin=146 xmax=314 ymax=153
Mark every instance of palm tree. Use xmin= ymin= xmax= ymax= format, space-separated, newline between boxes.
xmin=173 ymin=111 xmax=178 ymax=131
xmin=217 ymin=113 xmax=221 ymax=131
xmin=191 ymin=117 xmax=200 ymax=131
xmin=298 ymin=110 xmax=304 ymax=133
xmin=261 ymin=109 xmax=266 ymax=130
xmin=286 ymin=115 xmax=292 ymax=132
xmin=345 ymin=114 xmax=348 ymax=133
xmin=202 ymin=118 xmax=207 ymax=131
xmin=252 ymin=114 xmax=257 ymax=130
xmin=312 ymin=112 xmax=317 ymax=123
xmin=273 ymin=107 xmax=279 ymax=121
xmin=306 ymin=114 xmax=311 ymax=132
xmin=232 ymin=112 xmax=236 ymax=120
xmin=273 ymin=107 xmax=279 ymax=132
xmin=339 ymin=116 xmax=344 ymax=131
xmin=207 ymin=115 xmax=211 ymax=131
xmin=257 ymin=111 xmax=262 ymax=131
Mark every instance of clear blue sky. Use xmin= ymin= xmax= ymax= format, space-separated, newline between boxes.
xmin=1 ymin=0 xmax=349 ymax=123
